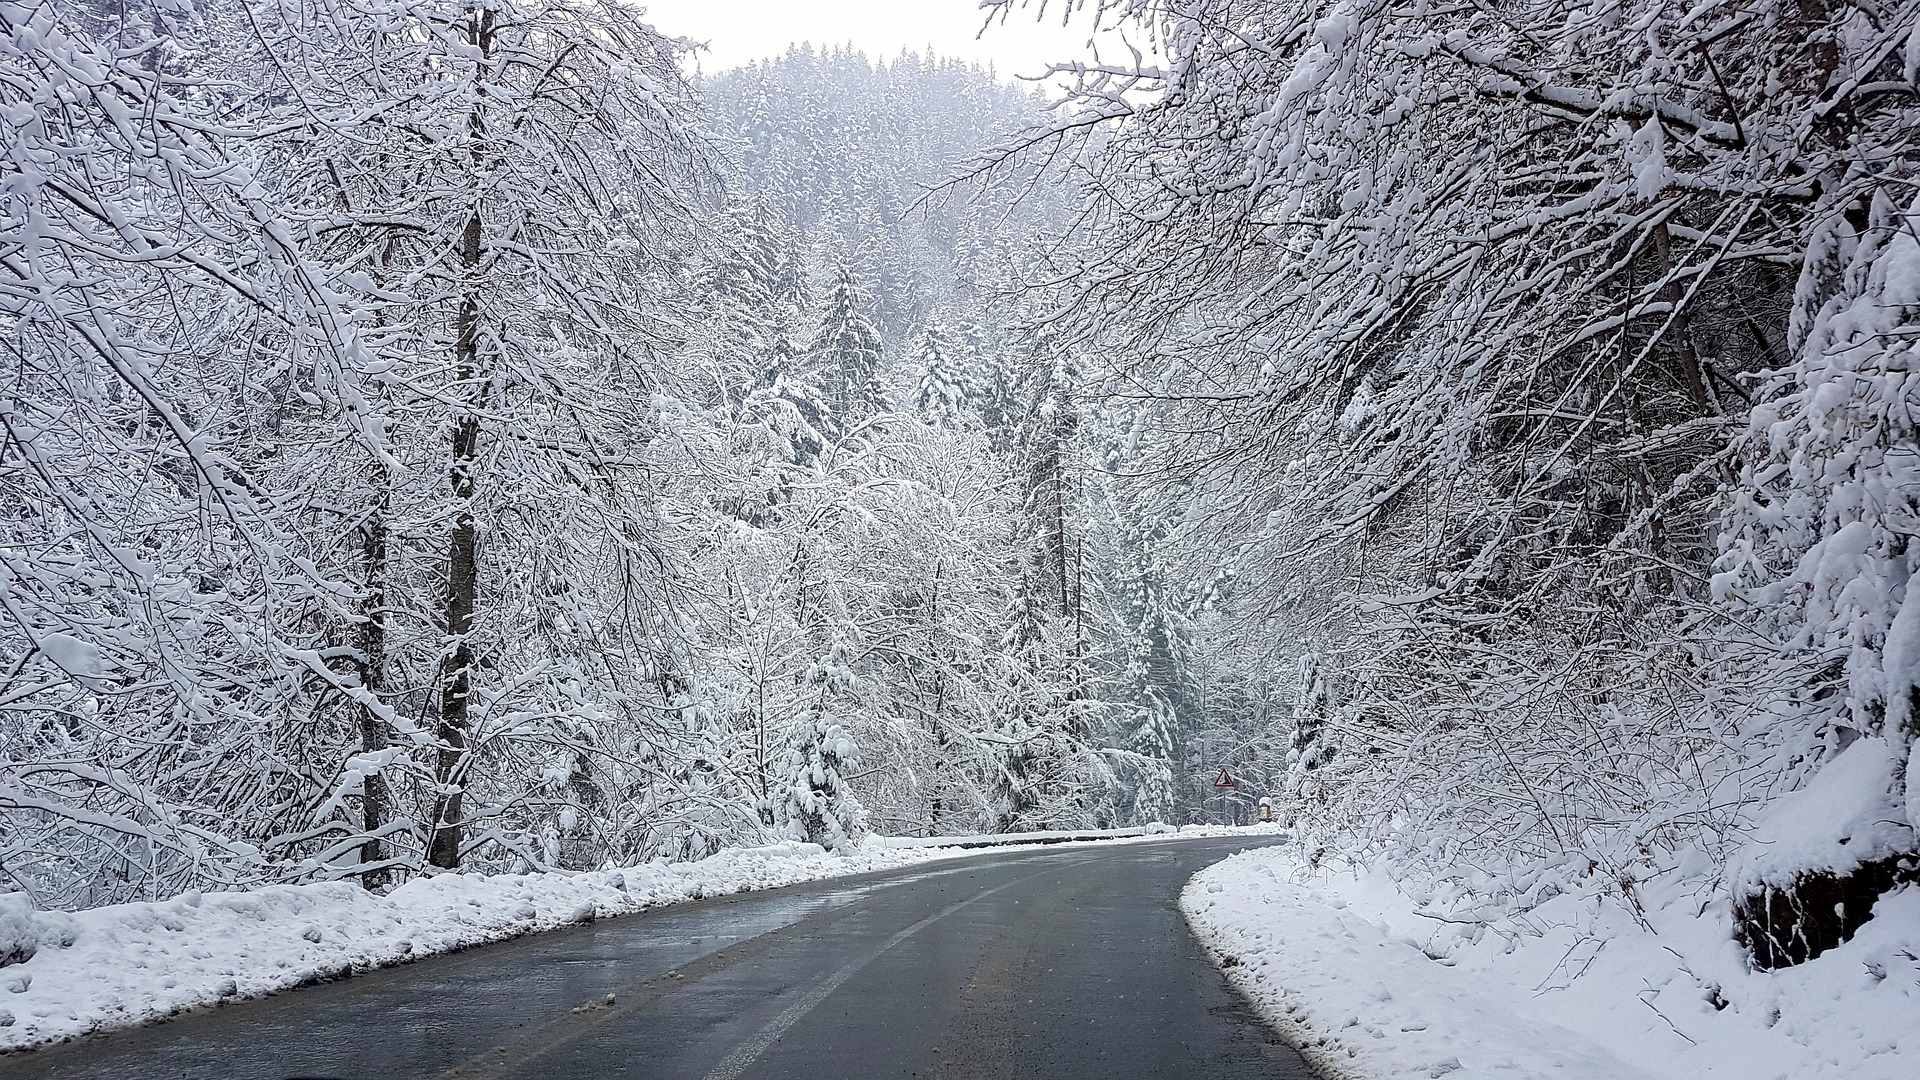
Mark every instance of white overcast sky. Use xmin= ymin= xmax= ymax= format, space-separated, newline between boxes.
xmin=638 ymin=0 xmax=1144 ymax=81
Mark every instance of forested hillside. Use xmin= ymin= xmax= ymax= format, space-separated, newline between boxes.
xmin=4 ymin=0 xmax=1918 ymax=985
xmin=0 ymin=2 xmax=1206 ymax=910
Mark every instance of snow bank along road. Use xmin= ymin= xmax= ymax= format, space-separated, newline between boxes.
xmin=8 ymin=836 xmax=1310 ymax=1079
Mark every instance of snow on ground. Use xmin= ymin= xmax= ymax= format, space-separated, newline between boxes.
xmin=0 ymin=824 xmax=1275 ymax=1053
xmin=1183 ymin=843 xmax=1920 ymax=1080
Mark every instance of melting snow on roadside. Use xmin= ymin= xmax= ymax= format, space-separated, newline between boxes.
xmin=1183 ymin=845 xmax=1920 ymax=1080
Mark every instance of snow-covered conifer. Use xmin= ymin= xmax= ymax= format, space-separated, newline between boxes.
xmin=776 ymin=647 xmax=866 ymax=849
xmin=811 ymin=267 xmax=887 ymax=422
xmin=909 ymin=325 xmax=973 ymax=426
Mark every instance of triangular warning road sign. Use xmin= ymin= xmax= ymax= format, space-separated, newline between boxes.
xmin=1212 ymin=768 xmax=1235 ymax=789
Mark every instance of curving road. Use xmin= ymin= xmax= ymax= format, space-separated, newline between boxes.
xmin=8 ymin=836 xmax=1314 ymax=1079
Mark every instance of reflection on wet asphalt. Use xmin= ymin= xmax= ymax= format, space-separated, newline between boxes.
xmin=5 ymin=836 xmax=1314 ymax=1079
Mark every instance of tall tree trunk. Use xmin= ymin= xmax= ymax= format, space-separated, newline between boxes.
xmin=756 ymin=659 xmax=772 ymax=825
xmin=1051 ymin=443 xmax=1070 ymax=618
xmin=356 ymin=461 xmax=393 ymax=888
xmin=430 ymin=208 xmax=484 ymax=870
xmin=928 ymin=562 xmax=945 ymax=835
xmin=1650 ymin=222 xmax=1710 ymax=412
xmin=429 ymin=6 xmax=493 ymax=873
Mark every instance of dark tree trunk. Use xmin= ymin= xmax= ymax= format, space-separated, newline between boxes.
xmin=928 ymin=563 xmax=946 ymax=835
xmin=356 ymin=464 xmax=393 ymax=888
xmin=430 ymin=209 xmax=484 ymax=870
xmin=429 ymin=382 xmax=479 ymax=869
xmin=1051 ymin=444 xmax=1070 ymax=618
xmin=1650 ymin=222 xmax=1710 ymax=411
xmin=429 ymin=7 xmax=494 ymax=872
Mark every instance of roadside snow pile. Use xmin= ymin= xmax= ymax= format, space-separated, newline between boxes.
xmin=0 ymin=840 xmax=945 ymax=1052
xmin=1184 ymin=845 xmax=1920 ymax=1080
xmin=874 ymin=826 xmax=1153 ymax=848
xmin=1729 ymin=737 xmax=1919 ymax=968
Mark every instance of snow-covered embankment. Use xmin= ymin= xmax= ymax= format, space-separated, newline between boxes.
xmin=1183 ymin=845 xmax=1920 ymax=1080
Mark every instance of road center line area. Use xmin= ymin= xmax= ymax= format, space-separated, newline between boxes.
xmin=5 ymin=837 xmax=1315 ymax=1080
xmin=697 ymin=871 xmax=1045 ymax=1080
xmin=441 ymin=867 xmax=1054 ymax=1080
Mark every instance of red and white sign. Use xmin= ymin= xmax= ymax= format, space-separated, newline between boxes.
xmin=1212 ymin=768 xmax=1236 ymax=789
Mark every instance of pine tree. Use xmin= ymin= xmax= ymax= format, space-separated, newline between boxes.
xmin=742 ymin=331 xmax=834 ymax=474
xmin=776 ymin=645 xmax=866 ymax=849
xmin=1123 ymin=693 xmax=1178 ymax=824
xmin=1286 ymin=652 xmax=1334 ymax=797
xmin=810 ymin=267 xmax=887 ymax=423
xmin=909 ymin=324 xmax=972 ymax=427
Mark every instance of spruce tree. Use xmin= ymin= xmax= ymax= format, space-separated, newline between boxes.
xmin=909 ymin=324 xmax=971 ymax=427
xmin=777 ymin=645 xmax=866 ymax=849
xmin=810 ymin=267 xmax=887 ymax=423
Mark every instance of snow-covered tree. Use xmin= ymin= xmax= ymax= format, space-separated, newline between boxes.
xmin=909 ymin=325 xmax=973 ymax=427
xmin=0 ymin=0 xmax=720 ymax=901
xmin=774 ymin=647 xmax=866 ymax=849
xmin=810 ymin=267 xmax=888 ymax=423
xmin=987 ymin=0 xmax=1920 ymax=959
xmin=250 ymin=0 xmax=717 ymax=872
xmin=0 ymin=0 xmax=400 ymax=906
xmin=1286 ymin=652 xmax=1334 ymax=797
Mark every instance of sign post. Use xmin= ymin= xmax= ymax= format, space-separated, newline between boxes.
xmin=1212 ymin=769 xmax=1238 ymax=825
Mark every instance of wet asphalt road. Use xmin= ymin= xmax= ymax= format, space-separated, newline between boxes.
xmin=5 ymin=836 xmax=1314 ymax=1079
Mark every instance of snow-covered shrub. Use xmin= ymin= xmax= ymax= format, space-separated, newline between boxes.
xmin=1716 ymin=194 xmax=1920 ymax=767
xmin=0 ymin=893 xmax=74 ymax=970
xmin=775 ymin=713 xmax=866 ymax=851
